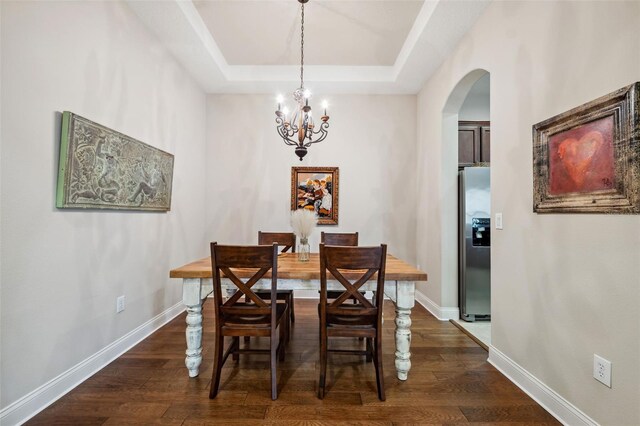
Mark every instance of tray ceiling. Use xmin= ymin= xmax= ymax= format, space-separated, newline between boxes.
xmin=194 ymin=0 xmax=424 ymax=66
xmin=127 ymin=0 xmax=490 ymax=94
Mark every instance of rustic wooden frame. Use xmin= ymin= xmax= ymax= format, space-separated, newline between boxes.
xmin=533 ymin=82 xmax=639 ymax=214
xmin=291 ymin=166 xmax=339 ymax=225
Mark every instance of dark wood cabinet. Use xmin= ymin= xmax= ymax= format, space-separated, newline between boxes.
xmin=480 ymin=125 xmax=490 ymax=163
xmin=458 ymin=121 xmax=490 ymax=166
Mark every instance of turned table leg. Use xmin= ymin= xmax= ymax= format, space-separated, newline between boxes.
xmin=393 ymin=281 xmax=415 ymax=381
xmin=183 ymin=278 xmax=205 ymax=377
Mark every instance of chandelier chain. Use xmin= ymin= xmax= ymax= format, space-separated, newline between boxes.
xmin=300 ymin=3 xmax=304 ymax=88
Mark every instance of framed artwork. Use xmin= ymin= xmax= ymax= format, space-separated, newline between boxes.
xmin=56 ymin=111 xmax=174 ymax=211
xmin=291 ymin=166 xmax=339 ymax=225
xmin=533 ymin=82 xmax=639 ymax=214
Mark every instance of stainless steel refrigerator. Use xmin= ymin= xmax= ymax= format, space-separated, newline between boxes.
xmin=459 ymin=166 xmax=491 ymax=322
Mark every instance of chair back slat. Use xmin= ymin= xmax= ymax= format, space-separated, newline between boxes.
xmin=321 ymin=232 xmax=358 ymax=247
xmin=258 ymin=231 xmax=296 ymax=253
xmin=214 ymin=244 xmax=275 ymax=268
xmin=323 ymin=245 xmax=380 ymax=269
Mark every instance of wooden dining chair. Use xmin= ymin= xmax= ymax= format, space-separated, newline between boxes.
xmin=321 ymin=232 xmax=360 ymax=302
xmin=258 ymin=231 xmax=296 ymax=253
xmin=254 ymin=231 xmax=296 ymax=323
xmin=321 ymin=231 xmax=358 ymax=246
xmin=318 ymin=243 xmax=387 ymax=401
xmin=209 ymin=242 xmax=290 ymax=401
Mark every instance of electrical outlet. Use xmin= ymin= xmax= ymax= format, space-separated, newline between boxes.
xmin=593 ymin=354 xmax=612 ymax=387
xmin=116 ymin=295 xmax=125 ymax=313
xmin=495 ymin=212 xmax=503 ymax=230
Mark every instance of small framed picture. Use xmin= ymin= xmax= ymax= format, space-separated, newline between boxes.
xmin=291 ymin=167 xmax=339 ymax=225
xmin=533 ymin=82 xmax=639 ymax=214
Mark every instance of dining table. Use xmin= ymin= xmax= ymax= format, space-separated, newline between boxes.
xmin=169 ymin=252 xmax=428 ymax=381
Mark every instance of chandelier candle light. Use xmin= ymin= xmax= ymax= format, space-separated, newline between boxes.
xmin=275 ymin=0 xmax=330 ymax=161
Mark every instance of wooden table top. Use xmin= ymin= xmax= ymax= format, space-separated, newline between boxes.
xmin=170 ymin=253 xmax=428 ymax=282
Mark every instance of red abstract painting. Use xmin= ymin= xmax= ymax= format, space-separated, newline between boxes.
xmin=548 ymin=115 xmax=615 ymax=195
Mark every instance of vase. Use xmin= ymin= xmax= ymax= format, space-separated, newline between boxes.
xmin=298 ymin=237 xmax=310 ymax=262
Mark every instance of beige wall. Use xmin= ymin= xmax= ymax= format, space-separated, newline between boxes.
xmin=205 ymin=94 xmax=417 ymax=264
xmin=416 ymin=1 xmax=640 ymax=424
xmin=2 ymin=0 xmax=639 ymax=424
xmin=0 ymin=1 xmax=207 ymax=408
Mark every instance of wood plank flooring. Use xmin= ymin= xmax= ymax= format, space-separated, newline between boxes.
xmin=27 ymin=300 xmax=560 ymax=425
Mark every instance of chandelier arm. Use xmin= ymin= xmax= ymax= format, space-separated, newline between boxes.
xmin=311 ymin=121 xmax=329 ymax=136
xmin=279 ymin=133 xmax=299 ymax=146
xmin=276 ymin=120 xmax=299 ymax=146
xmin=276 ymin=116 xmax=299 ymax=136
xmin=280 ymin=135 xmax=299 ymax=147
xmin=303 ymin=122 xmax=329 ymax=147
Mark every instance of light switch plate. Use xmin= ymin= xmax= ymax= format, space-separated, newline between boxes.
xmin=495 ymin=213 xmax=503 ymax=230
xmin=116 ymin=295 xmax=125 ymax=313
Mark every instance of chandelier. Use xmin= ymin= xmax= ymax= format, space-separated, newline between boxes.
xmin=275 ymin=0 xmax=330 ymax=161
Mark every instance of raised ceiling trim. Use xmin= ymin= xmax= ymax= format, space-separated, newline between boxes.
xmin=127 ymin=0 xmax=490 ymax=94
xmin=392 ymin=0 xmax=439 ymax=78
xmin=177 ymin=0 xmax=230 ymax=78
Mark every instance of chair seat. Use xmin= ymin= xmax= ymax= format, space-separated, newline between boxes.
xmin=326 ymin=314 xmax=376 ymax=327
xmin=326 ymin=305 xmax=376 ymax=328
xmin=222 ymin=303 xmax=288 ymax=328
xmin=318 ymin=302 xmax=376 ymax=328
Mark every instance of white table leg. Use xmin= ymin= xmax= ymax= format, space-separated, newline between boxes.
xmin=183 ymin=278 xmax=206 ymax=377
xmin=392 ymin=281 xmax=415 ymax=381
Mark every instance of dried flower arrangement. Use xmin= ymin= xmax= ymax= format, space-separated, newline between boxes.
xmin=290 ymin=209 xmax=317 ymax=239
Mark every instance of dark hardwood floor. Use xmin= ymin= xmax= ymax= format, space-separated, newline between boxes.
xmin=27 ymin=300 xmax=559 ymax=425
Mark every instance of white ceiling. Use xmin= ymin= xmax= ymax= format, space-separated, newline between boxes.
xmin=127 ymin=0 xmax=490 ymax=94
xmin=194 ymin=0 xmax=424 ymax=66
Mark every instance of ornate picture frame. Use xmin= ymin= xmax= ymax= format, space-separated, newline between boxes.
xmin=56 ymin=112 xmax=174 ymax=211
xmin=533 ymin=82 xmax=639 ymax=214
xmin=291 ymin=166 xmax=339 ymax=225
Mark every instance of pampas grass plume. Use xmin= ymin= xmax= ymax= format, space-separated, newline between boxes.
xmin=290 ymin=209 xmax=317 ymax=239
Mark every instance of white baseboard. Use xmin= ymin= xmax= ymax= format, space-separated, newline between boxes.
xmin=0 ymin=302 xmax=185 ymax=426
xmin=415 ymin=289 xmax=459 ymax=321
xmin=488 ymin=346 xmax=598 ymax=426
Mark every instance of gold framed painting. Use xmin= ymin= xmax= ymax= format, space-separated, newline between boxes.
xmin=291 ymin=167 xmax=339 ymax=225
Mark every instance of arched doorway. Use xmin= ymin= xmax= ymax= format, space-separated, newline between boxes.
xmin=441 ymin=69 xmax=491 ymax=345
